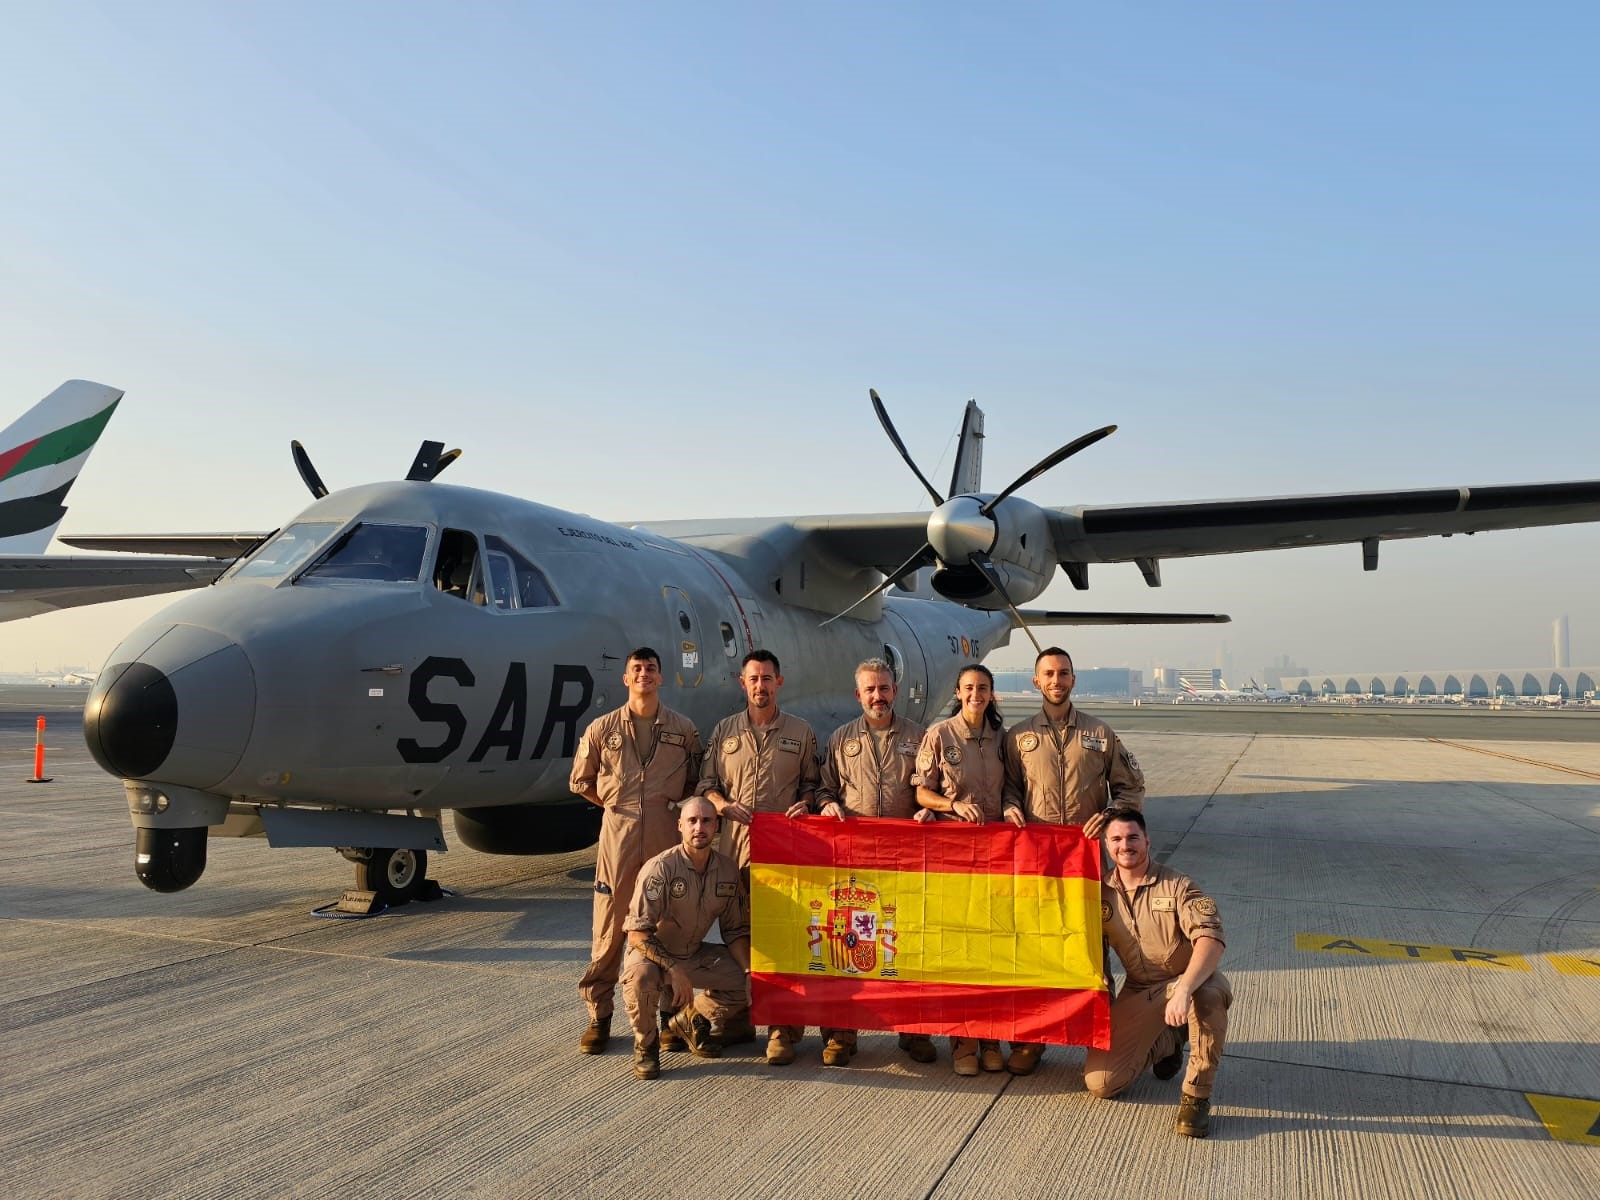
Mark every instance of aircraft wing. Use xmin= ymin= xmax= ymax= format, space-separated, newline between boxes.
xmin=58 ymin=533 xmax=272 ymax=557
xmin=0 ymin=555 xmax=228 ymax=621
xmin=1048 ymin=480 xmax=1600 ymax=568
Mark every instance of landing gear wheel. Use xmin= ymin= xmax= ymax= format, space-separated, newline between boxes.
xmin=354 ymin=847 xmax=427 ymax=906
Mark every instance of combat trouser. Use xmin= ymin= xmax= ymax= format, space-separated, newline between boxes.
xmin=578 ymin=808 xmax=676 ymax=1019
xmin=1083 ymin=971 xmax=1231 ymax=1100
xmin=620 ymin=944 xmax=750 ymax=1040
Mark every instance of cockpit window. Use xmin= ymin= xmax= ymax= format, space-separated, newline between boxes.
xmin=433 ymin=528 xmax=486 ymax=605
xmin=300 ymin=523 xmax=429 ymax=583
xmin=229 ymin=522 xmax=340 ymax=580
xmin=484 ymin=535 xmax=559 ymax=610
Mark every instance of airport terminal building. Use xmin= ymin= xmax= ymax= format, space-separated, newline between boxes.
xmin=1278 ymin=666 xmax=1600 ymax=699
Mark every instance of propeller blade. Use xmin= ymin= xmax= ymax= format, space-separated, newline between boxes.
xmin=291 ymin=440 xmax=329 ymax=499
xmin=405 ymin=440 xmax=447 ymax=482
xmin=969 ymin=553 xmax=1043 ymax=657
xmin=1014 ymin=610 xmax=1232 ymax=625
xmin=820 ymin=542 xmax=933 ymax=627
xmin=870 ymin=389 xmax=945 ymax=507
xmin=979 ymin=424 xmax=1117 ymax=516
xmin=433 ymin=448 xmax=462 ymax=479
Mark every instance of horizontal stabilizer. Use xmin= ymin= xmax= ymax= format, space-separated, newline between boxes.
xmin=1014 ymin=609 xmax=1231 ymax=626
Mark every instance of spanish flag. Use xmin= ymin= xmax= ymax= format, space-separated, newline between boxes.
xmin=749 ymin=814 xmax=1110 ymax=1048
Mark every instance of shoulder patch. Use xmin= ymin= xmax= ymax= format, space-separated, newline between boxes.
xmin=659 ymin=730 xmax=685 ymax=746
xmin=843 ymin=738 xmax=862 ymax=758
xmin=644 ymin=877 xmax=662 ymax=899
xmin=1120 ymin=746 xmax=1140 ymax=772
xmin=943 ymin=745 xmax=963 ymax=766
xmin=604 ymin=731 xmax=624 ymax=751
xmin=669 ymin=878 xmax=688 ymax=899
xmin=1193 ymin=897 xmax=1218 ymax=916
xmin=721 ymin=735 xmax=741 ymax=754
xmin=1101 ymin=903 xmax=1111 ymax=922
xmin=1150 ymin=896 xmax=1176 ymax=912
xmin=917 ymin=750 xmax=934 ymax=772
xmin=715 ymin=881 xmax=737 ymax=898
xmin=1018 ymin=731 xmax=1040 ymax=753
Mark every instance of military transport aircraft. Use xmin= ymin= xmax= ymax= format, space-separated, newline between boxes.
xmin=11 ymin=381 xmax=1600 ymax=907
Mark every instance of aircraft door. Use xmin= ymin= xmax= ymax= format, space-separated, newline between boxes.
xmin=882 ymin=611 xmax=931 ymax=723
xmin=662 ymin=586 xmax=704 ymax=688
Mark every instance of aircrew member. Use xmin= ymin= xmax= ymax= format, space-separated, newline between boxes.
xmin=999 ymin=646 xmax=1145 ymax=1076
xmin=814 ymin=657 xmax=935 ymax=1066
xmin=570 ymin=647 xmax=703 ymax=1055
xmin=620 ymin=797 xmax=752 ymax=1080
xmin=698 ymin=649 xmax=820 ymax=1064
xmin=914 ymin=662 xmax=1008 ymax=1076
xmin=1085 ymin=807 xmax=1230 ymax=1138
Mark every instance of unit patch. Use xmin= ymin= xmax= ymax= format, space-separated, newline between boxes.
xmin=604 ymin=732 xmax=624 ymax=751
xmin=1121 ymin=747 xmax=1140 ymax=772
xmin=1193 ymin=897 xmax=1218 ymax=917
xmin=1102 ymin=903 xmax=1111 ymax=922
xmin=917 ymin=750 xmax=934 ymax=772
xmin=721 ymin=735 xmax=741 ymax=754
xmin=669 ymin=878 xmax=688 ymax=899
xmin=1018 ymin=731 xmax=1040 ymax=752
xmin=943 ymin=745 xmax=963 ymax=765
xmin=644 ymin=878 xmax=662 ymax=898
xmin=843 ymin=738 xmax=862 ymax=758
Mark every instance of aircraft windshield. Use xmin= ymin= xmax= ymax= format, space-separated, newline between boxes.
xmin=229 ymin=523 xmax=340 ymax=580
xmin=301 ymin=523 xmax=430 ymax=583
xmin=484 ymin=535 xmax=559 ymax=610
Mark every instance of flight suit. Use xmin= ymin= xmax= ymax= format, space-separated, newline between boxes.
xmin=620 ymin=844 xmax=751 ymax=1041
xmin=1084 ymin=864 xmax=1231 ymax=1100
xmin=913 ymin=714 xmax=1007 ymax=821
xmin=697 ymin=709 xmax=819 ymax=868
xmin=570 ymin=704 xmax=703 ymax=1021
xmin=913 ymin=713 xmax=1007 ymax=1070
xmin=816 ymin=713 xmax=929 ymax=1057
xmin=816 ymin=714 xmax=927 ymax=819
xmin=1001 ymin=706 xmax=1145 ymax=824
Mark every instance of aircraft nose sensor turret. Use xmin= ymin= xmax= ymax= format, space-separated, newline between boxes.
xmin=84 ymin=623 xmax=257 ymax=892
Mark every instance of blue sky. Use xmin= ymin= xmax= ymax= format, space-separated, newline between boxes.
xmin=1 ymin=3 xmax=1596 ymax=678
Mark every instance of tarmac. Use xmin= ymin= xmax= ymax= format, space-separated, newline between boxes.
xmin=2 ymin=688 xmax=1597 ymax=1199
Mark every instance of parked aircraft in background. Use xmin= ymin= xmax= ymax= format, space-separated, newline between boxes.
xmin=1180 ymin=678 xmax=1237 ymax=700
xmin=10 ymin=381 xmax=1600 ymax=906
xmin=0 ymin=381 xmax=243 ymax=621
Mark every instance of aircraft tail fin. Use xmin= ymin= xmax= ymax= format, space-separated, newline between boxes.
xmin=947 ymin=400 xmax=985 ymax=496
xmin=0 ymin=380 xmax=124 ymax=553
xmin=1180 ymin=679 xmax=1198 ymax=694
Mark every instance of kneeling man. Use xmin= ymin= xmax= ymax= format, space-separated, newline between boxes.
xmin=620 ymin=797 xmax=752 ymax=1080
xmin=1084 ymin=807 xmax=1231 ymax=1138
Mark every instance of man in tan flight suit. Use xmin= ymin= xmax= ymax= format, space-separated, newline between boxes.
xmin=570 ymin=646 xmax=704 ymax=1055
xmin=814 ymin=657 xmax=935 ymax=1066
xmin=698 ymin=648 xmax=819 ymax=1063
xmin=1000 ymin=645 xmax=1145 ymax=1075
xmin=620 ymin=797 xmax=752 ymax=1080
xmin=1085 ymin=807 xmax=1230 ymax=1138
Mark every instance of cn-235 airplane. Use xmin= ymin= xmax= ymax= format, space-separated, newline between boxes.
xmin=9 ymin=381 xmax=1600 ymax=906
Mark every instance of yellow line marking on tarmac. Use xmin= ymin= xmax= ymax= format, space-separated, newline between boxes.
xmin=1547 ymin=953 xmax=1600 ymax=978
xmin=1296 ymin=933 xmax=1531 ymax=970
xmin=1427 ymin=737 xmax=1600 ymax=781
xmin=1524 ymin=1093 xmax=1600 ymax=1146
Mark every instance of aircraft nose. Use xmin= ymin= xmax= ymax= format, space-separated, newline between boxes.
xmin=85 ymin=624 xmax=256 ymax=786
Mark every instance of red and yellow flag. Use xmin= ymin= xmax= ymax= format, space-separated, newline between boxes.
xmin=749 ymin=814 xmax=1110 ymax=1048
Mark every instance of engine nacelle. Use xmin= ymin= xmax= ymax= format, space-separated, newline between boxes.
xmin=927 ymin=494 xmax=1056 ymax=609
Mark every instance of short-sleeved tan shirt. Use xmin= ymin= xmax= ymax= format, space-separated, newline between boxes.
xmin=1103 ymin=863 xmax=1225 ymax=989
xmin=817 ymin=714 xmax=926 ymax=819
xmin=696 ymin=709 xmax=820 ymax=813
xmin=1001 ymin=706 xmax=1144 ymax=825
xmin=568 ymin=703 xmax=703 ymax=816
xmin=912 ymin=713 xmax=1006 ymax=821
xmin=624 ymin=844 xmax=750 ymax=959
